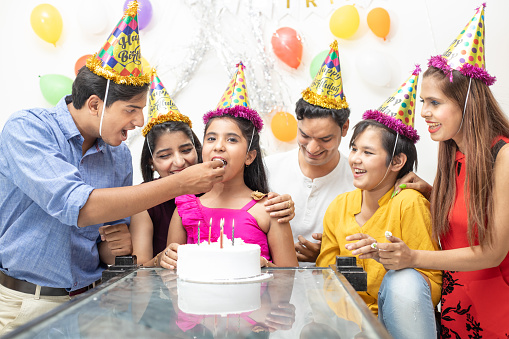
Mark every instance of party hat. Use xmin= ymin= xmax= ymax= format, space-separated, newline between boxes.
xmin=302 ymin=41 xmax=348 ymax=110
xmin=86 ymin=1 xmax=150 ymax=86
xmin=203 ymin=62 xmax=263 ymax=132
xmin=363 ymin=65 xmax=421 ymax=143
xmin=428 ymin=3 xmax=495 ymax=86
xmin=142 ymin=70 xmax=192 ymax=137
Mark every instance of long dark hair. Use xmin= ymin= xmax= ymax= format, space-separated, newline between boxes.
xmin=426 ymin=66 xmax=509 ymax=247
xmin=204 ymin=116 xmax=269 ymax=193
xmin=141 ymin=121 xmax=202 ymax=183
xmin=350 ymin=119 xmax=417 ymax=180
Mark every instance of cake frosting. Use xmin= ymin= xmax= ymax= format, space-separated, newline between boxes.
xmin=176 ymin=235 xmax=262 ymax=283
xmin=177 ymin=280 xmax=262 ymax=316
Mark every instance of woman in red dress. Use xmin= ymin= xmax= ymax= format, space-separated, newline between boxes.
xmin=348 ymin=4 xmax=509 ymax=337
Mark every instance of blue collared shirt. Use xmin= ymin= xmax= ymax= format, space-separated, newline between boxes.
xmin=0 ymin=96 xmax=132 ymax=291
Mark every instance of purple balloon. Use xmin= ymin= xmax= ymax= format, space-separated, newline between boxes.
xmin=123 ymin=0 xmax=153 ymax=30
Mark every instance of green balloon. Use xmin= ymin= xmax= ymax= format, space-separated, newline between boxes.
xmin=39 ymin=74 xmax=73 ymax=106
xmin=309 ymin=50 xmax=329 ymax=79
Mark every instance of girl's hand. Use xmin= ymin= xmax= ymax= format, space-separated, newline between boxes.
xmin=345 ymin=233 xmax=380 ymax=262
xmin=157 ymin=243 xmax=179 ymax=269
xmin=391 ymin=172 xmax=432 ymax=200
xmin=376 ymin=235 xmax=414 ymax=270
xmin=264 ymin=192 xmax=295 ymax=223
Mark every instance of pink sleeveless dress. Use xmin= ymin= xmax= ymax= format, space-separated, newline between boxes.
xmin=175 ymin=194 xmax=271 ymax=261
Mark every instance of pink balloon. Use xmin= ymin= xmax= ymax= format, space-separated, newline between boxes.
xmin=271 ymin=27 xmax=303 ymax=69
xmin=123 ymin=0 xmax=153 ymax=30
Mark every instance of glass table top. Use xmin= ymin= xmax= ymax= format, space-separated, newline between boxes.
xmin=5 ymin=267 xmax=392 ymax=339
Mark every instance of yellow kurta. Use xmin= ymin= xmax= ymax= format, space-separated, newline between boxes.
xmin=317 ymin=188 xmax=442 ymax=315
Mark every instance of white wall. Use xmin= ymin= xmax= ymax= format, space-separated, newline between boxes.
xmin=1 ymin=0 xmax=508 ymax=186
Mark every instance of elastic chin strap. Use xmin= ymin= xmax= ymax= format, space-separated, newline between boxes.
xmin=99 ymin=79 xmax=111 ymax=138
xmin=372 ymin=133 xmax=399 ymax=191
xmin=453 ymin=77 xmax=472 ymax=139
xmin=244 ymin=127 xmax=255 ymax=164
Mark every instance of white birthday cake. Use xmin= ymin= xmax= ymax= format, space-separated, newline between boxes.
xmin=176 ymin=235 xmax=262 ymax=283
xmin=177 ymin=280 xmax=261 ymax=316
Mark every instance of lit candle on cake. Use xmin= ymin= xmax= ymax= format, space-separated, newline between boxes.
xmin=197 ymin=221 xmax=200 ymax=245
xmin=220 ymin=218 xmax=224 ymax=249
xmin=208 ymin=218 xmax=212 ymax=244
xmin=232 ymin=219 xmax=235 ymax=246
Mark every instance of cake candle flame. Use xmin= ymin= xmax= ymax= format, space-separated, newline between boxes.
xmin=208 ymin=218 xmax=212 ymax=244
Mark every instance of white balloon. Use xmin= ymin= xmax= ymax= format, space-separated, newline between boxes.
xmin=76 ymin=1 xmax=108 ymax=35
xmin=356 ymin=50 xmax=392 ymax=87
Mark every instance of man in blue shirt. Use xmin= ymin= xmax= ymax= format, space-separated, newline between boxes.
xmin=0 ymin=3 xmax=226 ymax=332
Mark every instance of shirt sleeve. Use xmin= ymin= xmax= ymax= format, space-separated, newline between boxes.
xmin=397 ymin=190 xmax=443 ymax=306
xmin=317 ymin=198 xmax=341 ymax=267
xmin=0 ymin=114 xmax=93 ymax=226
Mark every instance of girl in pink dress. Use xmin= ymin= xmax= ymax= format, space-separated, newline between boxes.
xmin=165 ymin=63 xmax=298 ymax=269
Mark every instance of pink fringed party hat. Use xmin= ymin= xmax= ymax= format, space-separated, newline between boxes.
xmin=428 ymin=3 xmax=495 ymax=86
xmin=203 ymin=62 xmax=263 ymax=132
xmin=363 ymin=65 xmax=421 ymax=143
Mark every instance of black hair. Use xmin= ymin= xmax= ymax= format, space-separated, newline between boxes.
xmin=204 ymin=115 xmax=269 ymax=193
xmin=295 ymin=98 xmax=350 ymax=128
xmin=141 ymin=121 xmax=202 ymax=183
xmin=349 ymin=119 xmax=417 ymax=179
xmin=72 ymin=66 xmax=149 ymax=110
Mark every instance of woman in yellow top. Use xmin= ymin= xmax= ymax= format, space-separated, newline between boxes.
xmin=316 ymin=65 xmax=442 ymax=339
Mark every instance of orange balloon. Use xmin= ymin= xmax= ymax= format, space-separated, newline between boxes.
xmin=367 ymin=7 xmax=390 ymax=40
xmin=271 ymin=27 xmax=303 ymax=69
xmin=75 ymin=54 xmax=93 ymax=75
xmin=271 ymin=111 xmax=298 ymax=142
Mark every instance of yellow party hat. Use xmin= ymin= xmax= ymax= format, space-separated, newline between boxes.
xmin=86 ymin=1 xmax=150 ymax=86
xmin=363 ymin=65 xmax=420 ymax=143
xmin=302 ymin=41 xmax=348 ymax=110
xmin=428 ymin=3 xmax=495 ymax=86
xmin=142 ymin=70 xmax=192 ymax=137
xmin=203 ymin=62 xmax=263 ymax=132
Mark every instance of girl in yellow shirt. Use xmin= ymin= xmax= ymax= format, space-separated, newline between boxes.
xmin=317 ymin=66 xmax=442 ymax=339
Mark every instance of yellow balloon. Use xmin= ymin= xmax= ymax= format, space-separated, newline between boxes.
xmin=329 ymin=5 xmax=360 ymax=39
xmin=30 ymin=4 xmax=63 ymax=46
xmin=271 ymin=111 xmax=298 ymax=142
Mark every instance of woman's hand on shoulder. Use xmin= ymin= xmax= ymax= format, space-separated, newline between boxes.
xmin=391 ymin=172 xmax=432 ymax=200
xmin=264 ymin=192 xmax=295 ymax=223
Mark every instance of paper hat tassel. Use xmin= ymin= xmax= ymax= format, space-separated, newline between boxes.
xmin=302 ymin=41 xmax=349 ymax=110
xmin=363 ymin=65 xmax=421 ymax=143
xmin=203 ymin=62 xmax=263 ymax=133
xmin=86 ymin=1 xmax=150 ymax=86
xmin=142 ymin=71 xmax=192 ymax=137
xmin=428 ymin=3 xmax=495 ymax=86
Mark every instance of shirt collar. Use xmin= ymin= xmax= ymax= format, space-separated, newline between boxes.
xmin=351 ymin=188 xmax=393 ymax=215
xmin=56 ymin=96 xmax=82 ymax=141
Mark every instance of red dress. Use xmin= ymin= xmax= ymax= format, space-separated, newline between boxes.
xmin=440 ymin=137 xmax=509 ymax=338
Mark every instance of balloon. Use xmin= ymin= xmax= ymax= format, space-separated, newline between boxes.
xmin=39 ymin=74 xmax=73 ymax=106
xmin=309 ymin=50 xmax=329 ymax=79
xmin=271 ymin=111 xmax=298 ymax=142
xmin=76 ymin=0 xmax=108 ymax=35
xmin=74 ymin=54 xmax=93 ymax=75
xmin=356 ymin=51 xmax=392 ymax=87
xmin=124 ymin=0 xmax=153 ymax=30
xmin=30 ymin=4 xmax=63 ymax=46
xmin=271 ymin=27 xmax=303 ymax=69
xmin=329 ymin=5 xmax=360 ymax=39
xmin=367 ymin=8 xmax=391 ymax=40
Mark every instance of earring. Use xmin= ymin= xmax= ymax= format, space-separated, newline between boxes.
xmin=150 ymin=165 xmax=154 ymax=171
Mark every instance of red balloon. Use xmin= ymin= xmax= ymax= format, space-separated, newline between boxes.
xmin=271 ymin=27 xmax=303 ymax=69
xmin=74 ymin=54 xmax=93 ymax=75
